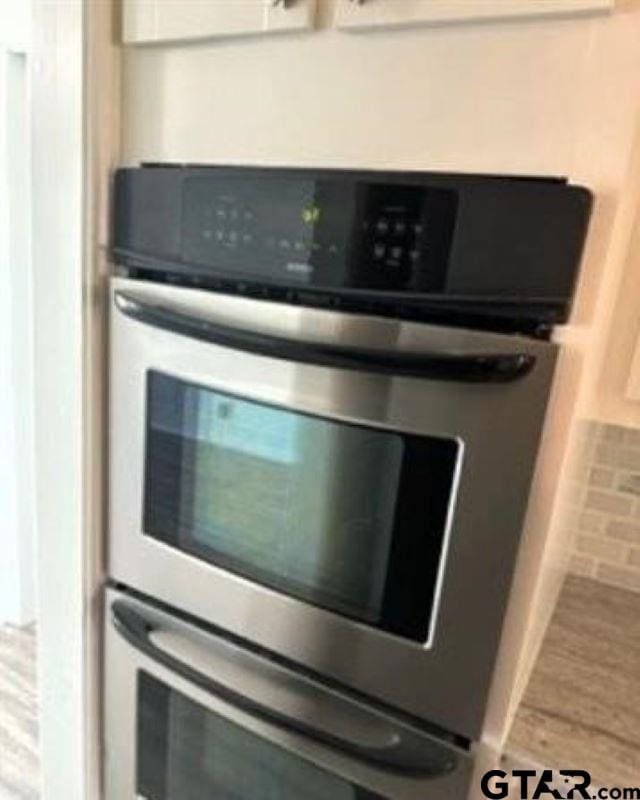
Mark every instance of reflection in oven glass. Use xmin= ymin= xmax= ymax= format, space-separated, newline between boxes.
xmin=146 ymin=372 xmax=402 ymax=620
xmin=137 ymin=671 xmax=385 ymax=800
xmin=187 ymin=393 xmax=402 ymax=621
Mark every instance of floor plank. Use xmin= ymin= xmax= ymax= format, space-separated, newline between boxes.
xmin=0 ymin=624 xmax=40 ymax=800
xmin=507 ymin=576 xmax=640 ymax=788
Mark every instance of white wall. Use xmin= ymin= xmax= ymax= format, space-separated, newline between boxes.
xmin=122 ymin=5 xmax=640 ymax=182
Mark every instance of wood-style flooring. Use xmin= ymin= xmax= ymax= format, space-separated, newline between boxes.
xmin=0 ymin=624 xmax=39 ymax=800
xmin=507 ymin=575 xmax=640 ymax=788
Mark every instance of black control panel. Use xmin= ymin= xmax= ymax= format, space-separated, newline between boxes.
xmin=113 ymin=165 xmax=593 ymax=336
xmin=172 ymin=175 xmax=456 ymax=294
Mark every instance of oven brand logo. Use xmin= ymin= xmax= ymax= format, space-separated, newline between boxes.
xmin=480 ymin=769 xmax=640 ymax=799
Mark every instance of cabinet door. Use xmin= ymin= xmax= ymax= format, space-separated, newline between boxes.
xmin=123 ymin=0 xmax=316 ymax=45
xmin=335 ymin=0 xmax=613 ymax=31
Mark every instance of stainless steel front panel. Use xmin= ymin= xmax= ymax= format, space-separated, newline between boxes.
xmin=109 ymin=276 xmax=558 ymax=739
xmin=104 ymin=588 xmax=473 ymax=800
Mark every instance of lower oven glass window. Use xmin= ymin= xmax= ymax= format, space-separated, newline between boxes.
xmin=137 ymin=671 xmax=384 ymax=800
xmin=144 ymin=371 xmax=460 ymax=642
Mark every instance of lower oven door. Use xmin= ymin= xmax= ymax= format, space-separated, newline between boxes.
xmin=110 ymin=276 xmax=557 ymax=740
xmin=104 ymin=588 xmax=473 ymax=800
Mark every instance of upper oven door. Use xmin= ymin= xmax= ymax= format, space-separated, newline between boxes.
xmin=109 ymin=276 xmax=557 ymax=740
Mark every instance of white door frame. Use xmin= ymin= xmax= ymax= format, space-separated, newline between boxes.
xmin=31 ymin=0 xmax=119 ymax=796
xmin=0 ymin=46 xmax=35 ymax=627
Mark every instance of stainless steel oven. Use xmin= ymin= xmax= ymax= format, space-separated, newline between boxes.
xmin=105 ymin=587 xmax=473 ymax=799
xmin=109 ymin=274 xmax=557 ymax=740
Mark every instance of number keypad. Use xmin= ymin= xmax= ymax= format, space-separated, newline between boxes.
xmin=368 ymin=213 xmax=423 ymax=273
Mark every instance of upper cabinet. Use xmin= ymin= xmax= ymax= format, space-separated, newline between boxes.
xmin=335 ymin=0 xmax=614 ymax=31
xmin=122 ymin=0 xmax=614 ymax=44
xmin=122 ymin=0 xmax=317 ymax=45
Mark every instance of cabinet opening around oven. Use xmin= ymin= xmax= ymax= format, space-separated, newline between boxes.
xmin=143 ymin=371 xmax=461 ymax=644
xmin=137 ymin=672 xmax=385 ymax=800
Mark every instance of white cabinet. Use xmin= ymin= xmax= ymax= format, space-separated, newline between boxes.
xmin=335 ymin=0 xmax=613 ymax=31
xmin=123 ymin=0 xmax=317 ymax=45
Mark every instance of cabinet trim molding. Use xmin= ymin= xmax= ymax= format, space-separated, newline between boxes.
xmin=336 ymin=0 xmax=614 ymax=31
xmin=123 ymin=0 xmax=317 ymax=45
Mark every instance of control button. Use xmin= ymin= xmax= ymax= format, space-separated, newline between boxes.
xmin=376 ymin=219 xmax=390 ymax=235
xmin=294 ymin=241 xmax=306 ymax=252
xmin=228 ymin=231 xmax=238 ymax=244
xmin=216 ymin=209 xmax=227 ymax=219
xmin=215 ymin=230 xmax=225 ymax=242
xmin=279 ymin=239 xmax=291 ymax=250
xmin=244 ymin=210 xmax=254 ymax=222
xmin=242 ymin=233 xmax=253 ymax=244
xmin=394 ymin=220 xmax=407 ymax=236
xmin=312 ymin=242 xmax=322 ymax=252
xmin=390 ymin=246 xmax=403 ymax=260
xmin=373 ymin=243 xmax=386 ymax=260
xmin=203 ymin=229 xmax=213 ymax=240
xmin=413 ymin=223 xmax=424 ymax=236
xmin=328 ymin=244 xmax=339 ymax=255
xmin=409 ymin=248 xmax=420 ymax=262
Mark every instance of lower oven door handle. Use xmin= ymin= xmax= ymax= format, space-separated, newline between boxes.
xmin=114 ymin=289 xmax=535 ymax=383
xmin=111 ymin=600 xmax=463 ymax=778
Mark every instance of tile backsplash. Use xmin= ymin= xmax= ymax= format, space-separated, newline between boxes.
xmin=568 ymin=422 xmax=640 ymax=592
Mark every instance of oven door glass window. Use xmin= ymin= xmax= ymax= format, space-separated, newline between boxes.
xmin=138 ymin=672 xmax=384 ymax=800
xmin=144 ymin=371 xmax=460 ymax=642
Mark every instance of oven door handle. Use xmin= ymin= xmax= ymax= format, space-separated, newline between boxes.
xmin=111 ymin=599 xmax=464 ymax=778
xmin=114 ymin=289 xmax=535 ymax=383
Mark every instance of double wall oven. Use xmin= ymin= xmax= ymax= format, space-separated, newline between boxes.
xmin=106 ymin=166 xmax=591 ymax=799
